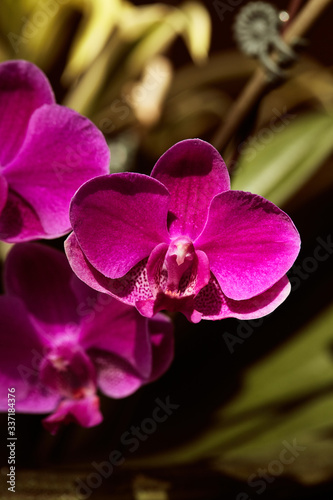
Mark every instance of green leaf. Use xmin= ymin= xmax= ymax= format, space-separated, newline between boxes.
xmin=232 ymin=112 xmax=333 ymax=207
xmin=180 ymin=1 xmax=211 ymax=64
xmin=62 ymin=0 xmax=123 ymax=83
xmin=130 ymin=304 xmax=333 ymax=472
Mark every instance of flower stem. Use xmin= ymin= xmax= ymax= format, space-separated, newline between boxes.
xmin=283 ymin=0 xmax=304 ymax=29
xmin=212 ymin=0 xmax=333 ymax=153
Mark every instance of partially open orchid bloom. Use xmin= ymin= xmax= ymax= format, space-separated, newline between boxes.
xmin=0 ymin=243 xmax=173 ymax=434
xmin=66 ymin=139 xmax=301 ymax=323
xmin=0 ymin=60 xmax=110 ymax=242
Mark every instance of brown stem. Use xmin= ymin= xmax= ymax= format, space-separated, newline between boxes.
xmin=212 ymin=0 xmax=333 ymax=153
xmin=283 ymin=0 xmax=304 ymax=30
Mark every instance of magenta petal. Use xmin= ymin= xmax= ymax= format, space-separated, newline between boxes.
xmin=0 ymin=296 xmax=57 ymax=413
xmin=15 ymin=388 xmax=59 ymax=414
xmin=147 ymin=313 xmax=174 ymax=382
xmin=146 ymin=242 xmax=169 ymax=296
xmin=70 ymin=173 xmax=170 ymax=279
xmin=65 ymin=232 xmax=115 ymax=295
xmin=196 ymin=191 xmax=301 ymax=300
xmin=4 ymin=104 xmax=110 ymax=237
xmin=43 ymin=395 xmax=103 ymax=434
xmin=65 ymin=232 xmax=154 ymax=306
xmin=151 ymin=139 xmax=230 ymax=240
xmin=5 ymin=243 xmax=80 ymax=338
xmin=0 ymin=60 xmax=54 ymax=165
xmin=194 ymin=249 xmax=211 ymax=294
xmin=0 ymin=189 xmax=45 ymax=242
xmin=93 ymin=352 xmax=151 ymax=398
xmin=194 ymin=275 xmax=291 ymax=320
xmin=137 ymin=293 xmax=198 ymax=323
xmin=0 ymin=175 xmax=8 ymax=215
xmin=135 ymin=299 xmax=156 ymax=318
xmin=80 ymin=295 xmax=152 ymax=380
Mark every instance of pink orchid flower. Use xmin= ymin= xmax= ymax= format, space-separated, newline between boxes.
xmin=0 ymin=60 xmax=110 ymax=242
xmin=66 ymin=139 xmax=301 ymax=323
xmin=0 ymin=243 xmax=173 ymax=434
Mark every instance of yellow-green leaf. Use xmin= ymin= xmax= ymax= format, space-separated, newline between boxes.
xmin=180 ymin=1 xmax=211 ymax=63
xmin=232 ymin=112 xmax=333 ymax=207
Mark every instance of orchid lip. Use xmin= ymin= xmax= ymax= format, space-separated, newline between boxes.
xmin=40 ymin=342 xmax=97 ymax=400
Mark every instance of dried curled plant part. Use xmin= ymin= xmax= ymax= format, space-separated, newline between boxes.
xmin=233 ymin=1 xmax=298 ymax=79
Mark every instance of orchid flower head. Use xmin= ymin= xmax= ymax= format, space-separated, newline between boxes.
xmin=0 ymin=60 xmax=110 ymax=242
xmin=0 ymin=243 xmax=173 ymax=434
xmin=66 ymin=139 xmax=301 ymax=323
